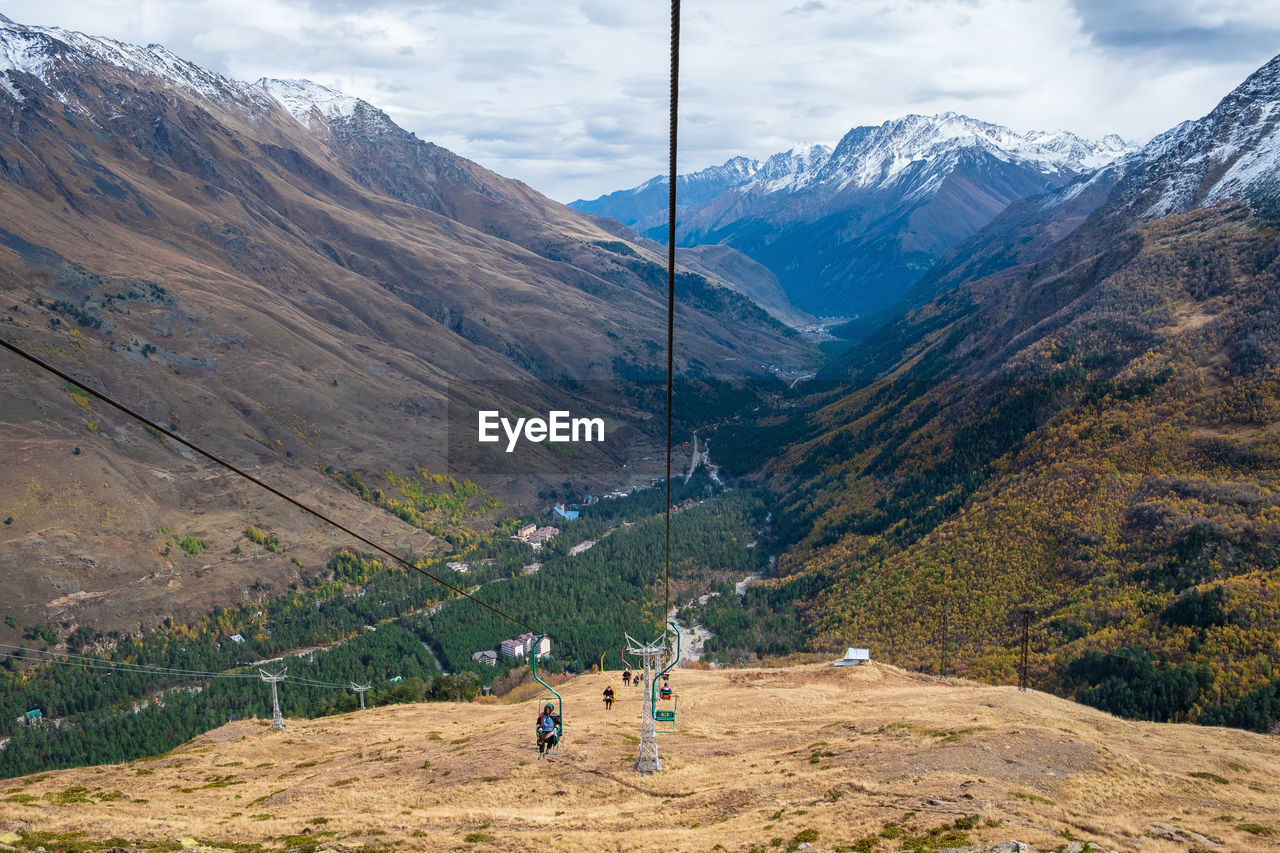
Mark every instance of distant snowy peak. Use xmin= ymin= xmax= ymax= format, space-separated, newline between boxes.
xmin=675 ymin=155 xmax=759 ymax=190
xmin=627 ymin=155 xmax=765 ymax=208
xmin=1019 ymin=129 xmax=1133 ymax=171
xmin=256 ymin=78 xmax=364 ymax=128
xmin=756 ymin=143 xmax=833 ymax=191
xmin=626 ymin=113 xmax=1132 ymax=204
xmin=0 ymin=16 xmax=264 ymax=108
xmin=816 ymin=112 xmax=1134 ymax=192
xmin=637 ymin=146 xmax=833 ymax=197
xmin=709 ymin=155 xmax=760 ymax=183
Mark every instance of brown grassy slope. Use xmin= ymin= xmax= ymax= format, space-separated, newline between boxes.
xmin=3 ymin=663 xmax=1279 ymax=852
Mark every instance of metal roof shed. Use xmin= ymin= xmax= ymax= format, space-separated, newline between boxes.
xmin=833 ymin=647 xmax=870 ymax=666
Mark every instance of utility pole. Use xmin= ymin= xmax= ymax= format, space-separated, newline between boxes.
xmin=260 ymin=668 xmax=287 ymax=730
xmin=1018 ymin=611 xmax=1031 ymax=692
xmin=625 ymin=632 xmax=667 ymax=775
xmin=940 ymin=606 xmax=949 ymax=677
xmin=941 ymin=558 xmax=954 ymax=678
xmin=350 ymin=682 xmax=371 ymax=711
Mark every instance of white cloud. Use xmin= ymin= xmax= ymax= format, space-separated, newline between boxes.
xmin=4 ymin=0 xmax=1280 ymax=202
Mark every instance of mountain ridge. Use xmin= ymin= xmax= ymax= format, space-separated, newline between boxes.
xmin=572 ymin=113 xmax=1133 ymax=316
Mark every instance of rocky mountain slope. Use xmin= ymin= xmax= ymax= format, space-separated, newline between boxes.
xmin=0 ymin=15 xmax=812 ymax=637
xmin=572 ymin=115 xmax=1132 ymax=316
xmin=3 ymin=663 xmax=1278 ymax=851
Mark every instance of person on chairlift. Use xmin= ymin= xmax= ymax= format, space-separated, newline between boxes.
xmin=536 ymin=703 xmax=560 ymax=758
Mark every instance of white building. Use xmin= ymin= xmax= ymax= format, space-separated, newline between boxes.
xmin=518 ymin=632 xmax=551 ymax=659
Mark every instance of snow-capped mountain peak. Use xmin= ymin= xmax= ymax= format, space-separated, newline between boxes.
xmin=0 ymin=17 xmax=395 ymax=138
xmin=811 ymin=112 xmax=1133 ymax=193
xmin=0 ymin=16 xmax=266 ymax=108
xmin=626 ymin=155 xmax=763 ymax=206
xmin=255 ymin=78 xmax=363 ymax=128
xmin=755 ymin=143 xmax=833 ymax=191
xmin=576 ymin=113 xmax=1132 ymax=224
xmin=571 ymin=112 xmax=1134 ymax=316
xmin=1120 ymin=52 xmax=1280 ymax=219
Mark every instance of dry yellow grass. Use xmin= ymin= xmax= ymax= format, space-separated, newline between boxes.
xmin=3 ymin=663 xmax=1279 ymax=852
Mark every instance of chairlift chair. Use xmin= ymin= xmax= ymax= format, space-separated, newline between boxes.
xmin=651 ymin=620 xmax=680 ymax=732
xmin=531 ymin=636 xmax=562 ymax=755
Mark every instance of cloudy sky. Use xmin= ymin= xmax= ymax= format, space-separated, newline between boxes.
xmin=5 ymin=0 xmax=1280 ymax=203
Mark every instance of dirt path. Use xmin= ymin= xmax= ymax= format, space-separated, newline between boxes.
xmin=667 ymin=573 xmax=759 ymax=664
xmin=685 ymin=430 xmax=724 ymax=487
xmin=667 ymin=601 xmax=713 ymax=663
xmin=421 ymin=640 xmax=447 ymax=675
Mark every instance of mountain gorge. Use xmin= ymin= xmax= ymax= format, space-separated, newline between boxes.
xmin=0 ymin=15 xmax=811 ymax=637
xmin=573 ymin=114 xmax=1132 ymax=316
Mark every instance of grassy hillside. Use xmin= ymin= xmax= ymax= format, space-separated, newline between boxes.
xmin=2 ymin=663 xmax=1278 ymax=852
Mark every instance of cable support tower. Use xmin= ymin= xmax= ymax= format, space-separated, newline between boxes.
xmin=260 ymin=668 xmax=287 ymax=731
xmin=625 ymin=631 xmax=668 ymax=775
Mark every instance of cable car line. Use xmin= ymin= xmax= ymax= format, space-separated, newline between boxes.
xmin=662 ymin=0 xmax=681 ymax=619
xmin=0 ymin=645 xmax=422 ymax=694
xmin=0 ymin=650 xmax=274 ymax=682
xmin=0 ymin=649 xmax=250 ymax=679
xmin=0 ymin=336 xmax=541 ymax=638
xmin=0 ymin=642 xmax=260 ymax=680
xmin=0 ymin=643 xmax=361 ymax=690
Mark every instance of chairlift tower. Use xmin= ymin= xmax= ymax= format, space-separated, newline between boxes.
xmin=260 ymin=668 xmax=287 ymax=730
xmin=351 ymin=682 xmax=371 ymax=711
xmin=625 ymin=632 xmax=667 ymax=775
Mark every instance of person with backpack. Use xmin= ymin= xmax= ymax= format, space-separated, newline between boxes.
xmin=603 ymin=684 xmax=615 ymax=710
